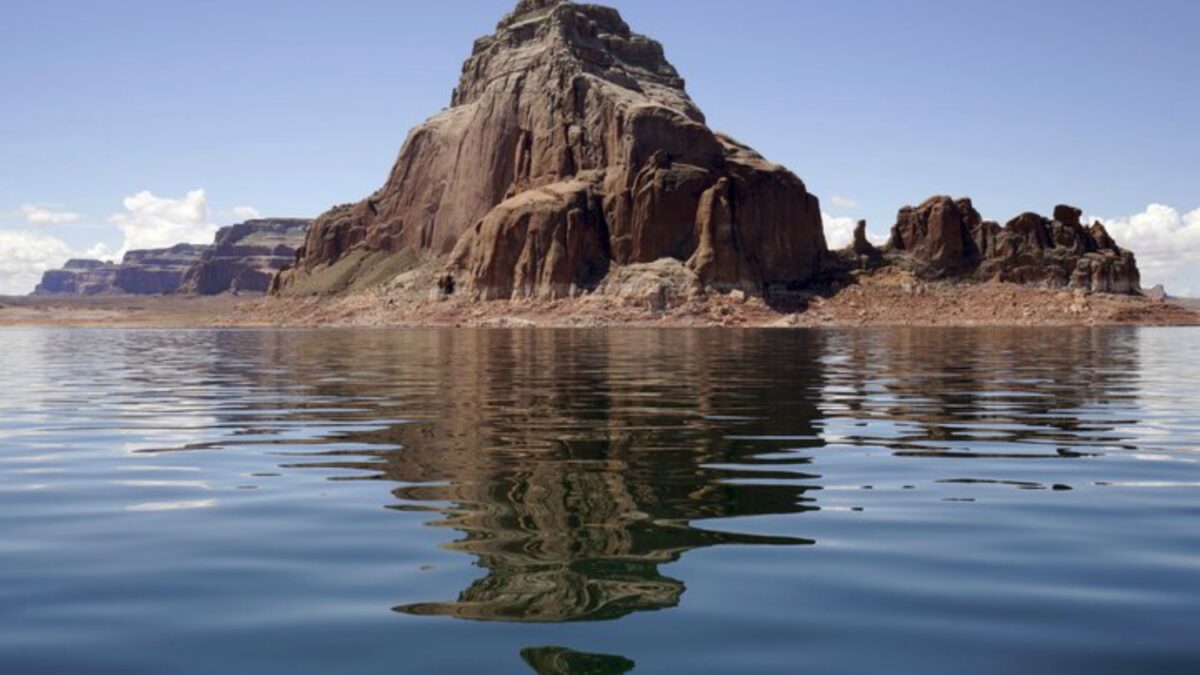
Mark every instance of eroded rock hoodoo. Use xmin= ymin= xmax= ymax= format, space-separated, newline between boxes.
xmin=882 ymin=196 xmax=1141 ymax=294
xmin=275 ymin=0 xmax=828 ymax=299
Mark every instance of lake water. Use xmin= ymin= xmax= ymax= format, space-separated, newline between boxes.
xmin=1 ymin=327 xmax=1198 ymax=674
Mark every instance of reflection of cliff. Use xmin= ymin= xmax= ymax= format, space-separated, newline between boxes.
xmin=521 ymin=646 xmax=635 ymax=675
xmin=279 ymin=330 xmax=828 ymax=622
xmin=97 ymin=327 xmax=1151 ymax=625
xmin=820 ymin=328 xmax=1142 ymax=455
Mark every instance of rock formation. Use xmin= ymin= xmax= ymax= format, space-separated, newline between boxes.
xmin=884 ymin=197 xmax=1141 ymax=294
xmin=33 ymin=244 xmax=210 ymax=296
xmin=33 ymin=259 xmax=118 ymax=295
xmin=114 ymin=244 xmax=210 ymax=295
xmin=180 ymin=218 xmax=310 ymax=294
xmin=276 ymin=0 xmax=828 ymax=298
xmin=887 ymin=196 xmax=984 ymax=274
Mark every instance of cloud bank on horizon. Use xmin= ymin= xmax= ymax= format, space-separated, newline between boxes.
xmin=1092 ymin=205 xmax=1200 ymax=297
xmin=0 ymin=190 xmax=257 ymax=295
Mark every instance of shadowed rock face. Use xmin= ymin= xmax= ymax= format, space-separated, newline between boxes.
xmin=277 ymin=0 xmax=827 ymax=298
xmin=885 ymin=197 xmax=1141 ymax=294
xmin=180 ymin=219 xmax=310 ymax=295
xmin=33 ymin=245 xmax=210 ymax=296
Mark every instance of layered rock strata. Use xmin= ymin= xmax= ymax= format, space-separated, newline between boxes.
xmin=180 ymin=218 xmax=310 ymax=294
xmin=33 ymin=245 xmax=210 ymax=296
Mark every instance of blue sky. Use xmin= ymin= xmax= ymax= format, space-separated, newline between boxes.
xmin=2 ymin=0 xmax=1197 ymax=294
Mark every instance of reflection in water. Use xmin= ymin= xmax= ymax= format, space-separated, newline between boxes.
xmin=819 ymin=329 xmax=1143 ymax=460
xmin=9 ymin=327 xmax=1152 ymax=627
xmin=7 ymin=326 xmax=1200 ymax=673
xmin=219 ymin=328 xmax=1139 ymax=623
xmin=521 ymin=646 xmax=635 ymax=675
xmin=291 ymin=330 xmax=827 ymax=622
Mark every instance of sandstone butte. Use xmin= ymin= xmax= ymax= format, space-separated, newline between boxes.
xmin=271 ymin=0 xmax=1152 ymax=314
xmin=274 ymin=0 xmax=827 ymax=299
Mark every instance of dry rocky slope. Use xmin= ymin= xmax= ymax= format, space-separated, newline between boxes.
xmin=33 ymin=219 xmax=309 ymax=297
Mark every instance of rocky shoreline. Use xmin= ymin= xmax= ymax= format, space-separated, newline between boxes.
xmin=12 ymin=258 xmax=1196 ymax=328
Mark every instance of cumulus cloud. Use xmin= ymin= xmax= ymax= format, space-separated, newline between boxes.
xmin=823 ymin=213 xmax=886 ymax=250
xmin=829 ymin=195 xmax=859 ymax=210
xmin=20 ymin=204 xmax=81 ymax=227
xmin=1091 ymin=204 xmax=1200 ymax=296
xmin=107 ymin=189 xmax=218 ymax=257
xmin=0 ymin=230 xmax=75 ymax=295
xmin=230 ymin=205 xmax=262 ymax=221
xmin=0 ymin=189 xmax=258 ymax=295
xmin=823 ymin=213 xmax=858 ymax=249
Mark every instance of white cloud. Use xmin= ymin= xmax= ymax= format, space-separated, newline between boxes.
xmin=0 ymin=230 xmax=75 ymax=295
xmin=823 ymin=213 xmax=858 ymax=249
xmin=20 ymin=204 xmax=81 ymax=227
xmin=107 ymin=189 xmax=218 ymax=257
xmin=830 ymin=195 xmax=859 ymax=210
xmin=1 ymin=189 xmax=258 ymax=295
xmin=1091 ymin=204 xmax=1200 ymax=296
xmin=230 ymin=206 xmax=261 ymax=221
xmin=823 ymin=213 xmax=886 ymax=250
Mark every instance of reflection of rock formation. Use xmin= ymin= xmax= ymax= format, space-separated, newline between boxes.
xmin=108 ymin=327 xmax=1152 ymax=627
xmin=521 ymin=646 xmax=635 ymax=675
xmin=392 ymin=434 xmax=812 ymax=622
xmin=275 ymin=330 xmax=826 ymax=622
xmin=819 ymin=328 xmax=1141 ymax=455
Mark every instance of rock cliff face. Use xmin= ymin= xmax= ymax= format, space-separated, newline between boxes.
xmin=33 ymin=245 xmax=210 ymax=296
xmin=115 ymin=244 xmax=210 ymax=294
xmin=180 ymin=219 xmax=310 ymax=294
xmin=33 ymin=259 xmax=118 ymax=295
xmin=276 ymin=0 xmax=828 ymax=298
xmin=883 ymin=196 xmax=1141 ymax=294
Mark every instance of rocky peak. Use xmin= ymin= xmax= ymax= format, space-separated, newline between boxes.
xmin=453 ymin=0 xmax=698 ymax=121
xmin=277 ymin=0 xmax=827 ymax=299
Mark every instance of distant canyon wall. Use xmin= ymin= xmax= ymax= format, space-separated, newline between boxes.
xmin=33 ymin=219 xmax=310 ymax=297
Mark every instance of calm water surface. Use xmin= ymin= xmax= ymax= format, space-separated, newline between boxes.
xmin=1 ymin=327 xmax=1198 ymax=674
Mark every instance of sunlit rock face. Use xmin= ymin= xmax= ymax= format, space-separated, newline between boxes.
xmin=276 ymin=0 xmax=828 ymax=298
xmin=886 ymin=197 xmax=1141 ymax=294
xmin=179 ymin=219 xmax=310 ymax=295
